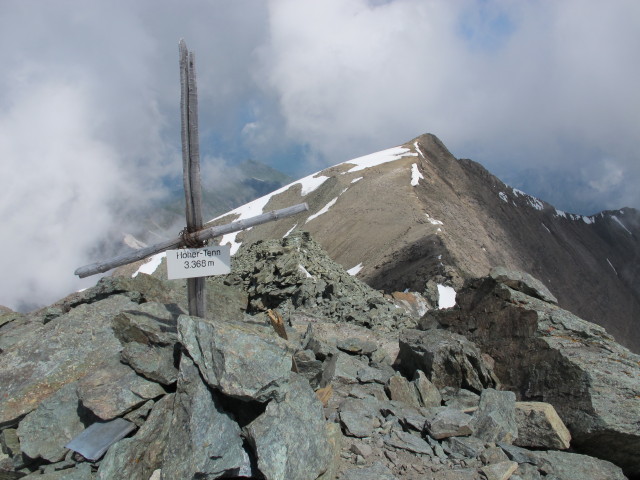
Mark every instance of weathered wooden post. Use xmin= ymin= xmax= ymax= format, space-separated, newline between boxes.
xmin=74 ymin=41 xmax=309 ymax=317
xmin=179 ymin=39 xmax=206 ymax=318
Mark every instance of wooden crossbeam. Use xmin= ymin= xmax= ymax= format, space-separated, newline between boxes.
xmin=74 ymin=202 xmax=308 ymax=279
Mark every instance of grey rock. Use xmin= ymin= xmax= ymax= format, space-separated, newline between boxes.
xmin=426 ymin=408 xmax=473 ymax=440
xmin=337 ymin=337 xmax=378 ymax=356
xmin=536 ymin=450 xmax=627 ymax=480
xmin=480 ymin=460 xmax=518 ymax=480
xmin=383 ymin=430 xmax=432 ymax=455
xmin=339 ymin=462 xmax=397 ymax=480
xmin=379 ymin=401 xmax=428 ymax=432
xmin=398 ymin=328 xmax=497 ymax=392
xmin=339 ymin=398 xmax=381 ymax=438
xmin=438 ymin=276 xmax=640 ymax=476
xmin=178 ymin=314 xmax=293 ymax=402
xmin=293 ymin=349 xmax=323 ymax=388
xmin=511 ymin=463 xmax=543 ymax=480
xmin=162 ymin=356 xmax=246 ymax=479
xmin=413 ymin=370 xmax=442 ymax=407
xmin=480 ymin=446 xmax=510 ymax=465
xmin=123 ymin=400 xmax=154 ymax=427
xmin=321 ymin=352 xmax=368 ymax=388
xmin=244 ymin=373 xmax=331 ymax=480
xmin=232 ymin=233 xmax=415 ymax=332
xmin=97 ymin=395 xmax=172 ymax=480
xmin=442 ymin=388 xmax=480 ymax=411
xmin=23 ymin=463 xmax=94 ymax=479
xmin=443 ymin=436 xmax=486 ymax=459
xmin=514 ymin=402 xmax=571 ymax=450
xmin=357 ymin=363 xmax=394 ymax=385
xmin=490 ymin=267 xmax=557 ymax=304
xmin=385 ymin=373 xmax=420 ymax=409
xmin=1 ymin=429 xmax=21 ymax=457
xmin=0 ymin=295 xmax=137 ymax=427
xmin=17 ymin=383 xmax=84 ymax=463
xmin=76 ymin=360 xmax=166 ymax=420
xmin=470 ymin=389 xmax=517 ymax=444
xmin=497 ymin=443 xmax=542 ymax=466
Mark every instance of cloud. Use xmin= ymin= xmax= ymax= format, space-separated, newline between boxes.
xmin=256 ymin=0 xmax=640 ymax=210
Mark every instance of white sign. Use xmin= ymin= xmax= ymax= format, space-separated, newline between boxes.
xmin=166 ymin=245 xmax=231 ymax=280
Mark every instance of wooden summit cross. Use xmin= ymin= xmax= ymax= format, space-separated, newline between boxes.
xmin=75 ymin=40 xmax=308 ymax=319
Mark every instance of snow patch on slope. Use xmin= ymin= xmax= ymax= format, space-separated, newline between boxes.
xmin=411 ymin=163 xmax=424 ymax=186
xmin=426 ymin=214 xmax=443 ymax=225
xmin=344 ymin=146 xmax=418 ymax=173
xmin=347 ymin=263 xmax=363 ymax=276
xmin=306 ymin=197 xmax=338 ymax=223
xmin=512 ymin=188 xmax=544 ymax=210
xmin=437 ymin=285 xmax=456 ymax=309
xmin=133 ymin=252 xmax=165 ymax=277
xmin=414 ymin=141 xmax=425 ymax=158
xmin=611 ymin=215 xmax=632 ymax=235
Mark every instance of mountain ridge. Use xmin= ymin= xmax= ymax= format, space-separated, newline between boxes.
xmin=198 ymin=133 xmax=639 ymax=352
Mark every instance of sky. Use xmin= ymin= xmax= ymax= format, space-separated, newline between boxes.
xmin=1 ymin=0 xmax=639 ymax=311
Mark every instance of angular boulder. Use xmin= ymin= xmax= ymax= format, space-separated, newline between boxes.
xmin=437 ymin=274 xmax=640 ymax=477
xmin=244 ymin=374 xmax=331 ymax=480
xmin=178 ymin=315 xmax=294 ymax=402
xmin=161 ymin=356 xmax=246 ymax=479
xmin=398 ymin=328 xmax=497 ymax=392
xmin=514 ymin=402 xmax=571 ymax=450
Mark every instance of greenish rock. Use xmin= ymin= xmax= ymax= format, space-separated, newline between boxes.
xmin=120 ymin=343 xmax=178 ymax=386
xmin=178 ymin=315 xmax=293 ymax=402
xmin=230 ymin=233 xmax=415 ymax=332
xmin=111 ymin=302 xmax=182 ymax=347
xmin=0 ymin=295 xmax=137 ymax=427
xmin=161 ymin=356 xmax=246 ymax=479
xmin=97 ymin=395 xmax=173 ymax=480
xmin=471 ymin=389 xmax=518 ymax=444
xmin=244 ymin=374 xmax=331 ymax=480
xmin=535 ymin=450 xmax=626 ymax=480
xmin=76 ymin=360 xmax=166 ymax=420
xmin=17 ymin=383 xmax=84 ymax=462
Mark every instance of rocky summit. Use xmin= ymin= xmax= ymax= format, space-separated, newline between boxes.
xmin=199 ymin=133 xmax=640 ymax=353
xmin=1 ymin=232 xmax=638 ymax=480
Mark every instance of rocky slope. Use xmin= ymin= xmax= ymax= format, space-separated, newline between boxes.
xmin=199 ymin=133 xmax=639 ymax=353
xmin=1 ymin=233 xmax=638 ymax=479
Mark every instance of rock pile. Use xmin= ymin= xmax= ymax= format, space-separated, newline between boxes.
xmin=0 ymin=233 xmax=637 ymax=480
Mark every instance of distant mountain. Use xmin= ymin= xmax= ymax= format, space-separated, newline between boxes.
xmin=206 ymin=133 xmax=640 ymax=353
xmin=124 ymin=159 xmax=294 ymax=245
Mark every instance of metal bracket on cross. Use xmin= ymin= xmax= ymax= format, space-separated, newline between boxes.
xmin=74 ymin=40 xmax=308 ymax=319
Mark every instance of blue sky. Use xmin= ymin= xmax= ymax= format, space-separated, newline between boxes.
xmin=1 ymin=0 xmax=639 ymax=310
